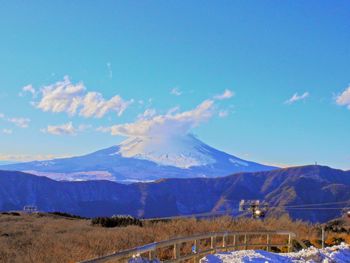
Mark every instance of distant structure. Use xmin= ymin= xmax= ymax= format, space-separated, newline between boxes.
xmin=23 ymin=205 xmax=38 ymax=214
xmin=239 ymin=200 xmax=269 ymax=219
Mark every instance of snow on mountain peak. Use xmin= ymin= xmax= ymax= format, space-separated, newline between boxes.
xmin=116 ymin=134 xmax=216 ymax=168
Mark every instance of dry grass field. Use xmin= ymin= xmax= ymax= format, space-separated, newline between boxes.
xmin=0 ymin=212 xmax=349 ymax=263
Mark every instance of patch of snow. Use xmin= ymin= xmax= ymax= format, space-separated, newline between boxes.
xmin=200 ymin=243 xmax=350 ymax=263
xmin=34 ymin=161 xmax=56 ymax=167
xmin=23 ymin=170 xmax=114 ymax=181
xmin=229 ymin=158 xmax=248 ymax=167
xmin=117 ymin=135 xmax=216 ymax=169
xmin=119 ymin=179 xmax=155 ymax=184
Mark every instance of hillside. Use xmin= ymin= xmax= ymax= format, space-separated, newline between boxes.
xmin=0 ymin=165 xmax=349 ymax=222
xmin=0 ymin=213 xmax=348 ymax=263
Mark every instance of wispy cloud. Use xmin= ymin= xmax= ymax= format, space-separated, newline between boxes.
xmin=41 ymin=122 xmax=77 ymax=136
xmin=138 ymin=108 xmax=157 ymax=119
xmin=34 ymin=76 xmax=132 ymax=118
xmin=77 ymin=124 xmax=92 ymax=132
xmin=218 ymin=110 xmax=229 ymax=118
xmin=0 ymin=153 xmax=71 ymax=162
xmin=214 ymin=89 xmax=234 ymax=100
xmin=20 ymin=84 xmax=37 ymax=98
xmin=284 ymin=92 xmax=309 ymax=105
xmin=7 ymin=117 xmax=31 ymax=128
xmin=98 ymin=99 xmax=215 ymax=138
xmin=336 ymin=86 xmax=350 ymax=109
xmin=0 ymin=114 xmax=30 ymax=128
xmin=2 ymin=129 xmax=12 ymax=135
xmin=107 ymin=62 xmax=113 ymax=79
xmin=170 ymin=87 xmax=182 ymax=96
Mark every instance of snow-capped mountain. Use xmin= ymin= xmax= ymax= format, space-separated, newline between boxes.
xmin=0 ymin=134 xmax=276 ymax=182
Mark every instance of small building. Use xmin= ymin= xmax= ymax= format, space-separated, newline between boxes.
xmin=23 ymin=205 xmax=38 ymax=214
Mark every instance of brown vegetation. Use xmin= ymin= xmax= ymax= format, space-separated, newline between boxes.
xmin=0 ymin=213 xmax=349 ymax=263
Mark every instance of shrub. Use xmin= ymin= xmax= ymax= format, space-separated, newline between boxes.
xmin=9 ymin=212 xmax=20 ymax=216
xmin=329 ymin=237 xmax=345 ymax=246
xmin=270 ymin=246 xmax=281 ymax=253
xmin=49 ymin=212 xmax=88 ymax=219
xmin=1 ymin=212 xmax=20 ymax=216
xmin=0 ymin=214 xmax=348 ymax=262
xmin=91 ymin=215 xmax=143 ymax=228
xmin=301 ymin=239 xmax=313 ymax=248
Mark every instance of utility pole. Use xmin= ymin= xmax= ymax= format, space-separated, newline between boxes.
xmin=239 ymin=200 xmax=269 ymax=219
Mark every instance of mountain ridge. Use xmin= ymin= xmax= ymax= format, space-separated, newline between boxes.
xmin=0 ymin=165 xmax=349 ymax=222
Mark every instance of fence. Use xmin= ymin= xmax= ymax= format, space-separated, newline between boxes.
xmin=81 ymin=230 xmax=303 ymax=263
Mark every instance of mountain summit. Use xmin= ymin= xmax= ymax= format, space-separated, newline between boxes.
xmin=119 ymin=134 xmax=225 ymax=168
xmin=0 ymin=135 xmax=275 ymax=182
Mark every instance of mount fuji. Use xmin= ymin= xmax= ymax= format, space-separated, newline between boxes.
xmin=0 ymin=135 xmax=276 ymax=182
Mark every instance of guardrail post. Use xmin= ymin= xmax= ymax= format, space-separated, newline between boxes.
xmin=321 ymin=226 xmax=325 ymax=249
xmin=194 ymin=239 xmax=199 ymax=252
xmin=288 ymin=234 xmax=292 ymax=252
xmin=266 ymin=234 xmax=270 ymax=252
xmin=148 ymin=250 xmax=156 ymax=260
xmin=222 ymin=234 xmax=227 ymax=251
xmin=173 ymin=243 xmax=180 ymax=260
xmin=210 ymin=236 xmax=216 ymax=252
xmin=193 ymin=239 xmax=199 ymax=263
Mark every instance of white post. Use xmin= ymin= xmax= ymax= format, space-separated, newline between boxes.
xmin=288 ymin=234 xmax=291 ymax=252
xmin=321 ymin=226 xmax=325 ymax=249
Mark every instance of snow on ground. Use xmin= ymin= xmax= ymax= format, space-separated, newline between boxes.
xmin=200 ymin=243 xmax=350 ymax=263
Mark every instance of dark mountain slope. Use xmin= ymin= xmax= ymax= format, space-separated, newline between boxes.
xmin=0 ymin=165 xmax=349 ymax=222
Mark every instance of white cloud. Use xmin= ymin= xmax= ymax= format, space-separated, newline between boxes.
xmin=96 ymin=126 xmax=111 ymax=133
xmin=78 ymin=124 xmax=92 ymax=132
xmin=35 ymin=76 xmax=132 ymax=118
xmin=170 ymin=87 xmax=182 ymax=96
xmin=22 ymin=85 xmax=36 ymax=98
xmin=37 ymin=76 xmax=85 ymax=115
xmin=42 ymin=122 xmax=77 ymax=136
xmin=98 ymin=99 xmax=215 ymax=138
xmin=2 ymin=129 xmax=12 ymax=135
xmin=336 ymin=86 xmax=350 ymax=109
xmin=167 ymin=106 xmax=180 ymax=115
xmin=285 ymin=92 xmax=309 ymax=104
xmin=0 ymin=114 xmax=30 ymax=128
xmin=7 ymin=117 xmax=30 ymax=128
xmin=0 ymin=153 xmax=71 ymax=162
xmin=218 ymin=110 xmax=229 ymax=118
xmin=214 ymin=89 xmax=234 ymax=100
xmin=79 ymin=92 xmax=131 ymax=118
xmin=138 ymin=108 xmax=157 ymax=119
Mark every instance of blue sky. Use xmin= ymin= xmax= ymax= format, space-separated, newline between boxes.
xmin=0 ymin=1 xmax=349 ymax=169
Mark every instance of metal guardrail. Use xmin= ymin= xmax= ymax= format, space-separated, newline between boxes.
xmin=80 ymin=230 xmax=299 ymax=263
